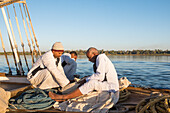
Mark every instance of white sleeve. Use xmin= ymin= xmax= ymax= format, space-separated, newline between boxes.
xmin=42 ymin=52 xmax=69 ymax=87
xmin=86 ymin=56 xmax=106 ymax=82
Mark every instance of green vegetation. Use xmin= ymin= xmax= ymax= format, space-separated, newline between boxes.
xmin=66 ymin=49 xmax=170 ymax=56
xmin=0 ymin=49 xmax=170 ymax=56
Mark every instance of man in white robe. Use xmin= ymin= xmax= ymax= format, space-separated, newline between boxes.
xmin=61 ymin=51 xmax=77 ymax=81
xmin=49 ymin=47 xmax=119 ymax=103
xmin=27 ymin=42 xmax=70 ymax=89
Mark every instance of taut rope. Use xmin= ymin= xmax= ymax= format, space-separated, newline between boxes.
xmin=0 ymin=30 xmax=12 ymax=75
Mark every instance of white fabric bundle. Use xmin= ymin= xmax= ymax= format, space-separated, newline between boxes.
xmin=53 ymin=77 xmax=130 ymax=113
xmin=54 ymin=91 xmax=119 ymax=113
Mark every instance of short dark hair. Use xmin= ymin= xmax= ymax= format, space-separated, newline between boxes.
xmin=86 ymin=47 xmax=99 ymax=55
xmin=70 ymin=51 xmax=77 ymax=56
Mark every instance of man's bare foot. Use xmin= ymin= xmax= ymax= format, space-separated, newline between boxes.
xmin=48 ymin=92 xmax=65 ymax=102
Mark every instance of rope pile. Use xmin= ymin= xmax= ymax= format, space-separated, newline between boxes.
xmin=136 ymin=93 xmax=170 ymax=113
xmin=118 ymin=88 xmax=131 ymax=102
xmin=109 ymin=105 xmax=129 ymax=113
xmin=9 ymin=88 xmax=58 ymax=110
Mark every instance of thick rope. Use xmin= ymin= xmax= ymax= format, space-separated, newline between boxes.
xmin=109 ymin=105 xmax=129 ymax=113
xmin=118 ymin=88 xmax=131 ymax=102
xmin=8 ymin=88 xmax=58 ymax=110
xmin=108 ymin=88 xmax=131 ymax=113
xmin=136 ymin=93 xmax=170 ymax=113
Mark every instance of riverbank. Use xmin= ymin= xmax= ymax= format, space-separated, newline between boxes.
xmin=0 ymin=49 xmax=170 ymax=56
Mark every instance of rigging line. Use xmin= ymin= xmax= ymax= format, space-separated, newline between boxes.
xmin=21 ymin=3 xmax=38 ymax=59
xmin=24 ymin=3 xmax=41 ymax=56
xmin=6 ymin=5 xmax=25 ymax=74
xmin=12 ymin=4 xmax=30 ymax=71
xmin=8 ymin=33 xmax=20 ymax=75
xmin=0 ymin=30 xmax=12 ymax=75
xmin=18 ymin=3 xmax=34 ymax=65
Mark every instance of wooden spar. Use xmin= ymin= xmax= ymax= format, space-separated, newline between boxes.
xmin=19 ymin=3 xmax=34 ymax=65
xmin=22 ymin=3 xmax=38 ymax=59
xmin=0 ymin=0 xmax=21 ymax=8
xmin=0 ymin=30 xmax=12 ymax=75
xmin=6 ymin=6 xmax=17 ymax=49
xmin=12 ymin=4 xmax=30 ymax=71
xmin=1 ymin=7 xmax=24 ymax=75
xmin=24 ymin=3 xmax=41 ymax=56
xmin=8 ymin=33 xmax=20 ymax=75
xmin=6 ymin=6 xmax=25 ymax=74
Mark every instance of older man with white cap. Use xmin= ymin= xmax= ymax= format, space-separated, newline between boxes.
xmin=49 ymin=47 xmax=119 ymax=104
xmin=27 ymin=42 xmax=70 ymax=89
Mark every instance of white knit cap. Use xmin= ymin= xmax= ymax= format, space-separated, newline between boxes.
xmin=52 ymin=42 xmax=64 ymax=50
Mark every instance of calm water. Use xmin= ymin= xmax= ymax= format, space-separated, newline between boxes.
xmin=0 ymin=55 xmax=170 ymax=89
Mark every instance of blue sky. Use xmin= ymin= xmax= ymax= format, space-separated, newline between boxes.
xmin=0 ymin=0 xmax=170 ymax=52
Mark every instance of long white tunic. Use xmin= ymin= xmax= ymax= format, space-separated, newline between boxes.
xmin=61 ymin=53 xmax=77 ymax=80
xmin=27 ymin=50 xmax=69 ymax=89
xmin=79 ymin=54 xmax=119 ymax=94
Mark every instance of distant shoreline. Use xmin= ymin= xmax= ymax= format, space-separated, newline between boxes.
xmin=80 ymin=54 xmax=170 ymax=56
xmin=0 ymin=49 xmax=170 ymax=56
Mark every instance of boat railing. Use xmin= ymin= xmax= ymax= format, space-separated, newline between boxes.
xmin=0 ymin=0 xmax=41 ymax=76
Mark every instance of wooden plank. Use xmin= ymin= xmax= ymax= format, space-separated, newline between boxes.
xmin=0 ymin=76 xmax=30 ymax=84
xmin=7 ymin=108 xmax=87 ymax=113
xmin=127 ymin=86 xmax=170 ymax=94
xmin=10 ymin=85 xmax=32 ymax=98
xmin=0 ymin=72 xmax=6 ymax=76
xmin=0 ymin=0 xmax=21 ymax=8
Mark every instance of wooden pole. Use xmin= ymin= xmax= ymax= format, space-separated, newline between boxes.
xmin=18 ymin=3 xmax=34 ymax=65
xmin=0 ymin=0 xmax=21 ymax=8
xmin=6 ymin=6 xmax=25 ymax=74
xmin=0 ymin=30 xmax=12 ymax=75
xmin=8 ymin=33 xmax=20 ymax=75
xmin=12 ymin=4 xmax=29 ymax=71
xmin=1 ymin=7 xmax=24 ymax=75
xmin=24 ymin=3 xmax=41 ymax=56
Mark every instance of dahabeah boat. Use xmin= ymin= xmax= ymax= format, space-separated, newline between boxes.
xmin=0 ymin=0 xmax=170 ymax=113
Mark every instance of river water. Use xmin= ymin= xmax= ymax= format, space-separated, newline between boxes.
xmin=0 ymin=55 xmax=170 ymax=89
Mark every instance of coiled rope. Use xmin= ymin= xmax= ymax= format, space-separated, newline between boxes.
xmin=136 ymin=92 xmax=170 ymax=113
xmin=9 ymin=88 xmax=58 ymax=110
xmin=109 ymin=88 xmax=131 ymax=113
xmin=118 ymin=88 xmax=131 ymax=102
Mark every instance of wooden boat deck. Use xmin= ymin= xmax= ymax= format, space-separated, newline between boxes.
xmin=2 ymin=85 xmax=168 ymax=113
xmin=0 ymin=75 xmax=169 ymax=113
xmin=0 ymin=82 xmax=29 ymax=91
xmin=117 ymin=87 xmax=170 ymax=113
xmin=0 ymin=73 xmax=168 ymax=111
